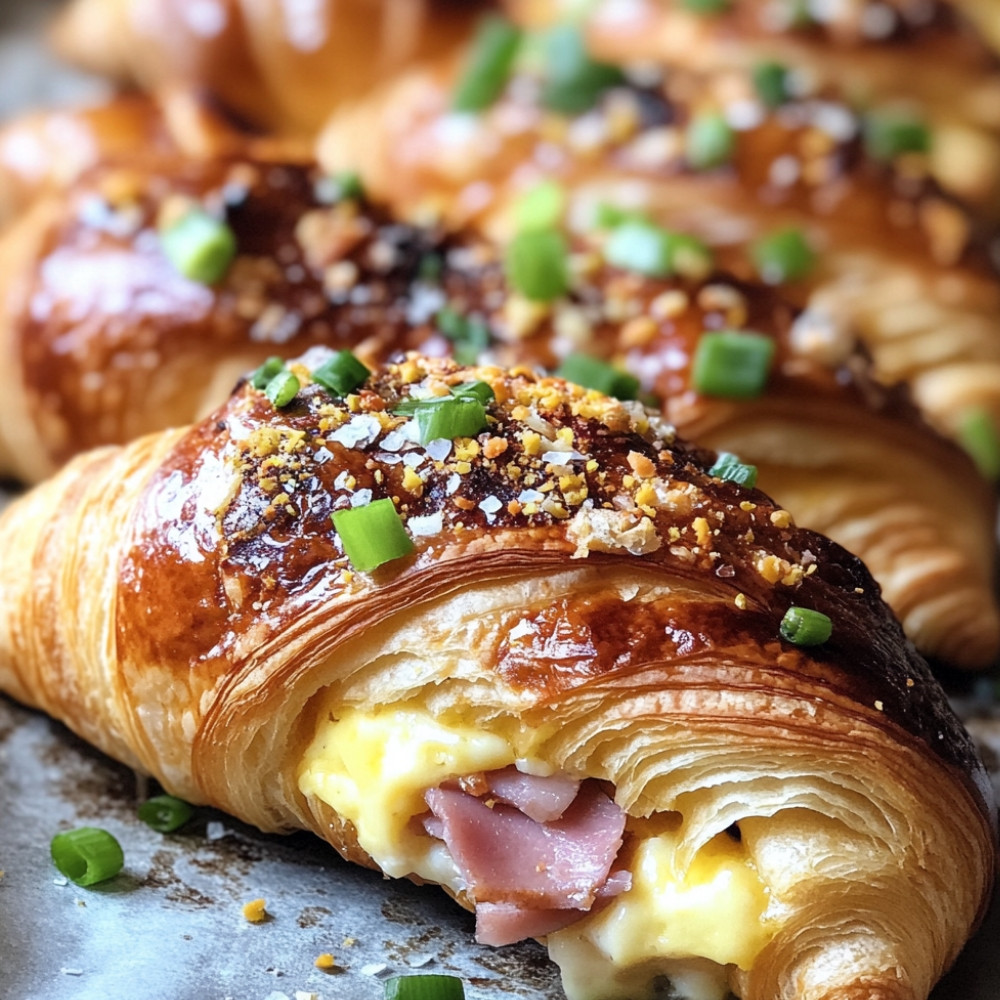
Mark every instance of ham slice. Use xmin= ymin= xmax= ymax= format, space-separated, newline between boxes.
xmin=424 ymin=773 xmax=629 ymax=946
xmin=485 ymin=766 xmax=581 ymax=823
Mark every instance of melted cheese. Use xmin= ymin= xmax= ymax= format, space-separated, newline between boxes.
xmin=298 ymin=704 xmax=773 ymax=1000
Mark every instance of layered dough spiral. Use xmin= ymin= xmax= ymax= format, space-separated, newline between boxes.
xmin=0 ymin=156 xmax=993 ymax=667
xmin=0 ymin=352 xmax=993 ymax=1000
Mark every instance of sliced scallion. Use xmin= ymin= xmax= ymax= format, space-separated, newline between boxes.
xmin=51 ymin=827 xmax=125 ymax=887
xmin=685 ymin=112 xmax=735 ymax=171
xmin=681 ymin=0 xmax=730 ymax=13
xmin=779 ymin=607 xmax=833 ymax=646
xmin=330 ymin=170 xmax=365 ymax=202
xmin=604 ymin=220 xmax=713 ymax=280
xmin=451 ymin=380 xmax=496 ymax=406
xmin=505 ymin=228 xmax=570 ymax=302
xmin=416 ymin=396 xmax=489 ymax=443
xmin=751 ymin=227 xmax=817 ymax=284
xmin=332 ymin=498 xmax=415 ymax=573
xmin=690 ymin=330 xmax=775 ymax=399
xmin=384 ymin=975 xmax=466 ymax=1000
xmin=556 ymin=353 xmax=640 ymax=401
xmin=863 ymin=111 xmax=931 ymax=162
xmin=138 ymin=795 xmax=194 ymax=833
xmin=251 ymin=356 xmax=286 ymax=390
xmin=436 ymin=307 xmax=492 ymax=365
xmin=264 ymin=370 xmax=300 ymax=408
xmin=539 ymin=23 xmax=626 ymax=114
xmin=752 ymin=60 xmax=790 ymax=108
xmin=709 ymin=451 xmax=758 ymax=488
xmin=312 ymin=350 xmax=371 ymax=398
xmin=452 ymin=15 xmax=522 ymax=113
xmin=160 ymin=208 xmax=237 ymax=285
xmin=957 ymin=408 xmax=1000 ymax=480
xmin=514 ymin=180 xmax=566 ymax=233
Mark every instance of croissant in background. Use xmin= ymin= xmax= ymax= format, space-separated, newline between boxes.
xmin=318 ymin=11 xmax=1000 ymax=452
xmin=48 ymin=0 xmax=493 ymax=135
xmin=0 ymin=350 xmax=993 ymax=1000
xmin=0 ymin=153 xmax=994 ymax=668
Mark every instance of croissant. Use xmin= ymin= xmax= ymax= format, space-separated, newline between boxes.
xmin=0 ymin=350 xmax=994 ymax=1000
xmin=317 ymin=22 xmax=1000 ymax=456
xmin=1 ymin=154 xmax=995 ymax=668
xmin=503 ymin=0 xmax=1000 ymax=214
xmin=48 ymin=0 xmax=493 ymax=135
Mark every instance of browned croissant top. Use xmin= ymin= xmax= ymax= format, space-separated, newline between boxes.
xmin=117 ymin=351 xmax=991 ymax=806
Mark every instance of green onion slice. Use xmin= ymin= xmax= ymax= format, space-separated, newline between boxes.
xmin=685 ymin=112 xmax=735 ymax=171
xmin=436 ymin=307 xmax=492 ymax=365
xmin=51 ymin=827 xmax=125 ymax=887
xmin=452 ymin=15 xmax=523 ymax=113
xmin=416 ymin=396 xmax=489 ymax=443
xmin=681 ymin=0 xmax=730 ymax=13
xmin=690 ymin=330 xmax=775 ymax=399
xmin=251 ymin=356 xmax=286 ymax=389
xmin=539 ymin=23 xmax=626 ymax=114
xmin=384 ymin=975 xmax=466 ymax=1000
xmin=451 ymin=380 xmax=496 ymax=405
xmin=138 ymin=795 xmax=194 ymax=833
xmin=709 ymin=451 xmax=758 ymax=488
xmin=160 ymin=208 xmax=237 ymax=285
xmin=957 ymin=408 xmax=1000 ymax=480
xmin=312 ymin=350 xmax=371 ymax=398
xmin=750 ymin=227 xmax=817 ymax=284
xmin=604 ymin=220 xmax=713 ymax=279
xmin=863 ymin=111 xmax=931 ymax=162
xmin=505 ymin=228 xmax=570 ymax=302
xmin=332 ymin=498 xmax=415 ymax=573
xmin=752 ymin=60 xmax=790 ymax=108
xmin=556 ymin=353 xmax=640 ymax=401
xmin=264 ymin=370 xmax=300 ymax=408
xmin=514 ymin=180 xmax=567 ymax=233
xmin=779 ymin=607 xmax=833 ymax=646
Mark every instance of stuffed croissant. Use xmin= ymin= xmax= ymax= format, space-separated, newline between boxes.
xmin=0 ymin=351 xmax=994 ymax=1000
xmin=0 ymin=155 xmax=995 ymax=668
xmin=318 ymin=14 xmax=1000 ymax=450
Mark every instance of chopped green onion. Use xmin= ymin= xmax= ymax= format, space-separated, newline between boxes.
xmin=138 ymin=795 xmax=194 ymax=833
xmin=451 ymin=380 xmax=496 ymax=405
xmin=680 ymin=0 xmax=730 ymax=13
xmin=556 ymin=353 xmax=640 ymax=400
xmin=752 ymin=60 xmax=790 ymax=108
xmin=384 ymin=975 xmax=466 ymax=1000
xmin=691 ymin=330 xmax=775 ymax=399
xmin=332 ymin=498 xmax=415 ymax=573
xmin=311 ymin=350 xmax=370 ymax=398
xmin=250 ymin=356 xmax=286 ymax=389
xmin=539 ymin=23 xmax=626 ymax=114
xmin=957 ymin=408 xmax=1000 ymax=480
xmin=436 ymin=307 xmax=492 ymax=365
xmin=685 ymin=112 xmax=735 ymax=171
xmin=505 ymin=228 xmax=570 ymax=302
xmin=780 ymin=607 xmax=833 ymax=646
xmin=750 ymin=227 xmax=817 ymax=284
xmin=604 ymin=220 xmax=713 ymax=279
xmin=264 ymin=370 xmax=300 ymax=408
xmin=160 ymin=208 xmax=237 ymax=285
xmin=452 ymin=15 xmax=522 ymax=112
xmin=863 ymin=111 xmax=931 ymax=162
xmin=330 ymin=170 xmax=365 ymax=202
xmin=418 ymin=253 xmax=444 ymax=284
xmin=593 ymin=202 xmax=646 ymax=229
xmin=416 ymin=396 xmax=489 ymax=443
xmin=709 ymin=451 xmax=758 ymax=488
xmin=51 ymin=827 xmax=124 ymax=886
xmin=514 ymin=180 xmax=566 ymax=233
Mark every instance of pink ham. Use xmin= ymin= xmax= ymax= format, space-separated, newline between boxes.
xmin=485 ymin=766 xmax=581 ymax=823
xmin=424 ymin=774 xmax=629 ymax=946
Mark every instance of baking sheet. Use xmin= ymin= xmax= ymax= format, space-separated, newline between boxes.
xmin=1 ymin=2 xmax=999 ymax=998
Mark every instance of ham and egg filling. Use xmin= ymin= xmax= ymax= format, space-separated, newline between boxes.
xmin=299 ymin=703 xmax=774 ymax=1000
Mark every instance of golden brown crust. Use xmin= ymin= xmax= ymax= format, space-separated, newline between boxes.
xmin=50 ymin=0 xmax=493 ymax=134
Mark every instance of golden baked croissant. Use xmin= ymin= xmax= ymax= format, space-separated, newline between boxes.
xmin=0 ymin=351 xmax=994 ymax=1000
xmin=0 ymin=89 xmax=308 ymax=227
xmin=48 ymin=0 xmax=493 ymax=135
xmin=0 ymin=155 xmax=995 ymax=668
xmin=504 ymin=0 xmax=1000 ymax=213
xmin=317 ymin=20 xmax=1000 ymax=452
